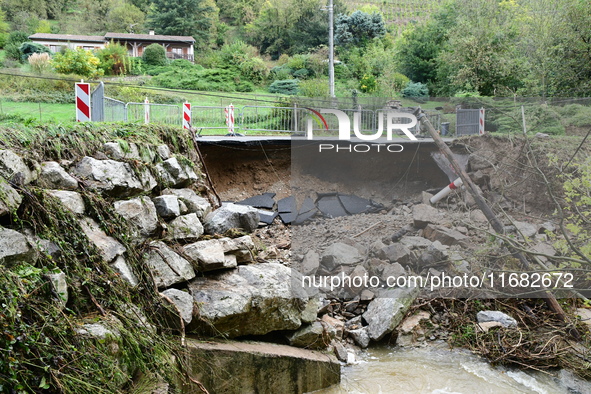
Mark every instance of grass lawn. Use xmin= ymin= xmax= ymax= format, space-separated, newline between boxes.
xmin=0 ymin=100 xmax=76 ymax=123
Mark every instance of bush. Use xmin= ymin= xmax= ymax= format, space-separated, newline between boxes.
xmin=238 ymin=57 xmax=269 ymax=83
xmin=96 ymin=42 xmax=130 ymax=75
xmin=402 ymin=81 xmax=429 ymax=98
xmin=270 ymin=65 xmax=294 ymax=80
xmin=28 ymin=52 xmax=52 ymax=74
xmin=51 ymin=48 xmax=103 ymax=78
xmin=268 ymin=79 xmax=299 ymax=95
xmin=299 ymin=78 xmax=329 ymax=97
xmin=5 ymin=31 xmax=29 ymax=61
xmin=378 ymin=71 xmax=409 ymax=96
xmin=293 ymin=68 xmax=309 ymax=79
xmin=142 ymin=43 xmax=167 ymax=66
xmin=20 ymin=42 xmax=51 ymax=62
xmin=152 ymin=67 xmax=243 ymax=92
xmin=359 ymin=74 xmax=377 ymax=93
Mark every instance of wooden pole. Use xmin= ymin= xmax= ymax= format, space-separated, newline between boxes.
xmin=416 ymin=109 xmax=570 ymax=323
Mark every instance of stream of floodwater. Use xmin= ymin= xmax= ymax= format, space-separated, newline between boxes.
xmin=313 ymin=344 xmax=590 ymax=394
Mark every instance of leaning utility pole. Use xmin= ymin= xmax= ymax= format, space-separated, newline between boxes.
xmin=328 ymin=0 xmax=335 ymax=98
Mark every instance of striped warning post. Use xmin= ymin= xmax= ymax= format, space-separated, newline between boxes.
xmin=75 ymin=82 xmax=91 ymax=122
xmin=144 ymin=97 xmax=150 ymax=124
xmin=183 ymin=102 xmax=191 ymax=129
xmin=479 ymin=107 xmax=485 ymax=135
xmin=225 ymin=104 xmax=235 ymax=134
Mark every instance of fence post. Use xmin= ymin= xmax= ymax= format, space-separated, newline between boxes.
xmin=75 ymin=79 xmax=91 ymax=122
xmin=183 ymin=102 xmax=191 ymax=129
xmin=144 ymin=97 xmax=150 ymax=124
xmin=293 ymin=103 xmax=298 ymax=132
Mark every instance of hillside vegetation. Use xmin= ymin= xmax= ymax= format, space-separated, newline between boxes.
xmin=0 ymin=0 xmax=590 ymax=100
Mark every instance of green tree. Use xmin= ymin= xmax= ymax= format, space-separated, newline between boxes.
xmin=142 ymin=43 xmax=167 ymax=66
xmin=434 ymin=0 xmax=526 ymax=96
xmin=105 ymin=3 xmax=145 ymax=33
xmin=51 ymin=47 xmax=103 ymax=78
xmin=245 ymin=0 xmax=344 ymax=57
xmin=334 ymin=10 xmax=386 ymax=48
xmin=147 ymin=0 xmax=213 ymax=42
xmin=4 ymin=31 xmax=30 ymax=61
xmin=19 ymin=41 xmax=51 ymax=62
xmin=396 ymin=2 xmax=458 ymax=86
xmin=0 ymin=10 xmax=9 ymax=48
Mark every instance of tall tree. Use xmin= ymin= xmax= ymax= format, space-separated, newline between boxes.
xmin=148 ymin=0 xmax=213 ymax=42
xmin=334 ymin=10 xmax=386 ymax=48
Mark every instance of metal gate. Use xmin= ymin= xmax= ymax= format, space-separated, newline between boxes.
xmin=456 ymin=108 xmax=484 ymax=136
xmin=90 ymin=81 xmax=104 ymax=122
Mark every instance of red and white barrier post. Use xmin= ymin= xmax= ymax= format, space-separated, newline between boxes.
xmin=479 ymin=107 xmax=485 ymax=135
xmin=430 ymin=177 xmax=464 ymax=204
xmin=225 ymin=103 xmax=235 ymax=135
xmin=183 ymin=102 xmax=191 ymax=129
xmin=75 ymin=80 xmax=91 ymax=122
xmin=144 ymin=97 xmax=150 ymax=124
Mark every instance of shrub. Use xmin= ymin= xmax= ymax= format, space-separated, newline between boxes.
xmin=238 ymin=57 xmax=269 ymax=83
xmin=142 ymin=43 xmax=167 ymax=66
xmin=268 ymin=79 xmax=299 ymax=95
xmin=293 ymin=68 xmax=310 ymax=79
xmin=359 ymin=74 xmax=377 ymax=93
xmin=378 ymin=71 xmax=409 ymax=96
xmin=219 ymin=40 xmax=258 ymax=64
xmin=270 ymin=65 xmax=293 ymax=80
xmin=152 ymin=67 xmax=241 ymax=92
xmin=299 ymin=78 xmax=329 ymax=97
xmin=28 ymin=52 xmax=52 ymax=74
xmin=402 ymin=81 xmax=429 ymax=98
xmin=51 ymin=48 xmax=103 ymax=78
xmin=20 ymin=42 xmax=51 ymax=62
xmin=97 ymin=42 xmax=130 ymax=75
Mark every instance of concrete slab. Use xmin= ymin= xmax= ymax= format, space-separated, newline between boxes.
xmin=339 ymin=194 xmax=375 ymax=215
xmin=317 ymin=195 xmax=348 ymax=218
xmin=237 ymin=193 xmax=276 ymax=209
xmin=181 ymin=339 xmax=340 ymax=394
xmin=278 ymin=196 xmax=297 ymax=213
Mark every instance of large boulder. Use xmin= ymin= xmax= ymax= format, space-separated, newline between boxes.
xmin=0 ymin=178 xmax=22 ymax=216
xmin=161 ymin=288 xmax=194 ymax=325
xmin=183 ymin=239 xmax=234 ymax=272
xmin=113 ymin=196 xmax=159 ymax=238
xmin=161 ymin=188 xmax=211 ymax=219
xmin=80 ymin=217 xmax=126 ymax=263
xmin=145 ymin=241 xmax=196 ymax=288
xmin=167 ymin=213 xmax=204 ymax=241
xmin=152 ymin=195 xmax=180 ymax=219
xmin=156 ymin=157 xmax=198 ymax=187
xmin=38 ymin=161 xmax=78 ymax=190
xmin=188 ymin=263 xmax=310 ymax=338
xmin=0 ymin=149 xmax=35 ymax=185
xmin=46 ymin=190 xmax=85 ymax=215
xmin=362 ymin=287 xmax=418 ymax=341
xmin=287 ymin=321 xmax=327 ymax=350
xmin=110 ymin=256 xmax=138 ymax=287
xmin=103 ymin=142 xmax=141 ymax=161
xmin=0 ymin=227 xmax=36 ymax=264
xmin=70 ymin=157 xmax=156 ymax=197
xmin=204 ymin=203 xmax=259 ymax=234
